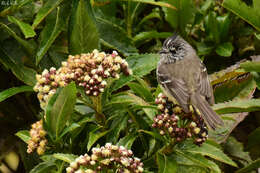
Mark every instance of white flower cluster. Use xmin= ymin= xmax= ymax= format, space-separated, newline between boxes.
xmin=27 ymin=120 xmax=47 ymax=155
xmin=153 ymin=93 xmax=208 ymax=145
xmin=33 ymin=50 xmax=132 ymax=108
xmin=66 ymin=143 xmax=143 ymax=173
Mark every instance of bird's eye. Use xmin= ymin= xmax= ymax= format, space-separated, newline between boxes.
xmin=169 ymin=47 xmax=177 ymax=54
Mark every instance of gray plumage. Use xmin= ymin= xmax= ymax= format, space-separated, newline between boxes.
xmin=157 ymin=35 xmax=223 ymax=130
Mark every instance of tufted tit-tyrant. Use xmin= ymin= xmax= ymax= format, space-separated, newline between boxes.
xmin=157 ymin=35 xmax=223 ymax=130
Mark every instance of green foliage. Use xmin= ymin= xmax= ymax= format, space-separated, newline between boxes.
xmin=7 ymin=16 xmax=36 ymax=38
xmin=0 ymin=86 xmax=33 ymax=102
xmin=1 ymin=0 xmax=260 ymax=172
xmin=157 ymin=153 xmax=177 ymax=173
xmin=223 ymin=0 xmax=260 ymax=31
xmin=46 ymin=82 xmax=77 ymax=140
xmin=69 ymin=0 xmax=99 ymax=55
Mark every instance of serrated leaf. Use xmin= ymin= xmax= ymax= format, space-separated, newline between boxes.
xmin=223 ymin=0 xmax=260 ymax=31
xmin=0 ymin=86 xmax=33 ymax=102
xmin=175 ymin=149 xmax=222 ymax=172
xmin=15 ymin=130 xmax=31 ymax=144
xmin=29 ymin=162 xmax=56 ymax=173
xmin=106 ymin=92 xmax=157 ymax=121
xmin=184 ymin=143 xmax=237 ymax=167
xmin=213 ymin=98 xmax=260 ymax=114
xmin=46 ymin=83 xmax=77 ymax=140
xmin=7 ymin=16 xmax=36 ymax=38
xmin=111 ymin=53 xmax=160 ymax=92
xmin=87 ymin=128 xmax=110 ymax=151
xmin=53 ymin=153 xmax=78 ymax=163
xmin=96 ymin=17 xmax=137 ymax=56
xmin=36 ymin=2 xmax=70 ymax=65
xmin=0 ymin=48 xmax=37 ymax=86
xmin=224 ymin=137 xmax=252 ymax=166
xmin=157 ymin=153 xmax=177 ymax=173
xmin=117 ymin=133 xmax=138 ymax=149
xmin=32 ymin=0 xmax=65 ymax=29
xmin=216 ymin=42 xmax=234 ymax=57
xmin=236 ymin=158 xmax=260 ymax=173
xmin=128 ymin=82 xmax=153 ymax=102
xmin=128 ymin=93 xmax=157 ymax=121
xmin=69 ymin=0 xmax=99 ymax=55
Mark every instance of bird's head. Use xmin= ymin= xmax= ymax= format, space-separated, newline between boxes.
xmin=159 ymin=35 xmax=186 ymax=61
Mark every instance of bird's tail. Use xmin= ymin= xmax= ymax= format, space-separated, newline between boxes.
xmin=191 ymin=93 xmax=223 ymax=130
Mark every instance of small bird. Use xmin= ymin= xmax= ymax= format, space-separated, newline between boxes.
xmin=157 ymin=35 xmax=223 ymax=130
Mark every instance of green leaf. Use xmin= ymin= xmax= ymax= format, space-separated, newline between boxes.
xmin=213 ymin=98 xmax=260 ymax=114
xmin=216 ymin=42 xmax=234 ymax=57
xmin=69 ymin=0 xmax=99 ymax=55
xmin=255 ymin=33 xmax=260 ymax=40
xmin=128 ymin=82 xmax=153 ymax=102
xmin=46 ymin=83 xmax=77 ymax=139
xmin=59 ymin=123 xmax=81 ymax=139
xmin=36 ymin=2 xmax=71 ymax=65
xmin=217 ymin=14 xmax=231 ymax=41
xmin=137 ymin=10 xmax=161 ymax=27
xmin=205 ymin=11 xmax=219 ymax=43
xmin=224 ymin=137 xmax=251 ymax=166
xmin=0 ymin=23 xmax=35 ymax=55
xmin=157 ymin=153 xmax=177 ymax=173
xmin=111 ymin=53 xmax=160 ymax=91
xmin=106 ymin=92 xmax=156 ymax=121
xmin=32 ymin=0 xmax=65 ymax=29
xmin=212 ymin=71 xmax=255 ymax=103
xmin=236 ymin=158 xmax=260 ymax=173
xmin=184 ymin=143 xmax=237 ymax=167
xmin=106 ymin=93 xmax=136 ymax=107
xmin=96 ymin=17 xmax=138 ymax=56
xmin=139 ymin=130 xmax=165 ymax=142
xmin=117 ymin=133 xmax=138 ymax=149
xmin=223 ymin=0 xmax=260 ymax=31
xmin=176 ymin=165 xmax=207 ymax=173
xmin=53 ymin=153 xmax=78 ymax=163
xmin=15 ymin=130 xmax=31 ymax=144
xmin=248 ymin=127 xmax=260 ymax=149
xmin=87 ymin=128 xmax=110 ymax=151
xmin=106 ymin=115 xmax=128 ymax=143
xmin=175 ymin=149 xmax=221 ymax=172
xmin=0 ymin=86 xmax=33 ymax=102
xmin=0 ymin=48 xmax=37 ymax=86
xmin=240 ymin=61 xmax=260 ymax=72
xmin=29 ymin=162 xmax=56 ymax=173
xmin=119 ymin=0 xmax=176 ymax=9
xmin=7 ymin=16 xmax=36 ymax=38
xmin=128 ymin=93 xmax=157 ymax=121
xmin=162 ymin=0 xmax=195 ymax=32
xmin=133 ymin=31 xmax=172 ymax=46
xmin=196 ymin=42 xmax=214 ymax=56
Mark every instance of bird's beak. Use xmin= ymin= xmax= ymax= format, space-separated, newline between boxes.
xmin=159 ymin=49 xmax=168 ymax=54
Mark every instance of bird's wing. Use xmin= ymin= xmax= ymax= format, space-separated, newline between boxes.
xmin=196 ymin=61 xmax=215 ymax=105
xmin=157 ymin=66 xmax=190 ymax=112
